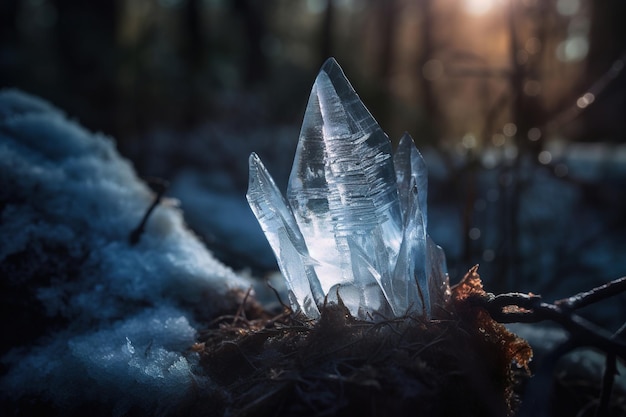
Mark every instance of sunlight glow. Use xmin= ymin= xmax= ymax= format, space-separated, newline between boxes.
xmin=464 ymin=0 xmax=497 ymax=15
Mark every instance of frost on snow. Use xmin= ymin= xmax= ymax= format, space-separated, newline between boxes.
xmin=0 ymin=89 xmax=251 ymax=414
xmin=247 ymin=59 xmax=450 ymax=320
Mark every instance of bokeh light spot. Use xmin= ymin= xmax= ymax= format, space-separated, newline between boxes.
xmin=306 ymin=0 xmax=328 ymax=14
xmin=482 ymin=249 xmax=495 ymax=262
xmin=464 ymin=0 xmax=496 ymax=15
xmin=557 ymin=0 xmax=580 ymax=16
xmin=462 ymin=133 xmax=477 ymax=149
xmin=527 ymin=127 xmax=542 ymax=141
xmin=481 ymin=148 xmax=499 ymax=168
xmin=538 ymin=150 xmax=552 ymax=164
xmin=555 ymin=163 xmax=569 ymax=177
xmin=576 ymin=92 xmax=595 ymax=108
xmin=503 ymin=123 xmax=517 ymax=137
xmin=504 ymin=145 xmax=518 ymax=161
xmin=525 ymin=37 xmax=541 ymax=54
xmin=556 ymin=36 xmax=589 ymax=62
xmin=422 ymin=59 xmax=444 ymax=81
xmin=492 ymin=133 xmax=506 ymax=147
xmin=524 ymin=80 xmax=541 ymax=96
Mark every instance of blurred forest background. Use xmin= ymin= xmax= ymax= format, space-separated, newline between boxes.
xmin=2 ymin=0 xmax=626 ymax=324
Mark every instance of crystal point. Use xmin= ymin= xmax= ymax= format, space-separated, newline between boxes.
xmin=247 ymin=60 xmax=449 ymax=320
xmin=286 ymin=57 xmax=403 ymax=318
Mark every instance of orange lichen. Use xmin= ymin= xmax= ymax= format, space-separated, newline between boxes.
xmin=451 ymin=265 xmax=533 ymax=411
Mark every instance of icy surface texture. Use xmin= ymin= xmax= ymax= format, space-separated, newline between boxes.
xmin=247 ymin=59 xmax=450 ymax=319
xmin=2 ymin=307 xmax=200 ymax=416
xmin=0 ymin=89 xmax=251 ymax=413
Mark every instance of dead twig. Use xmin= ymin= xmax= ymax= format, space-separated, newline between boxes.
xmin=129 ymin=178 xmax=169 ymax=245
xmin=556 ymin=275 xmax=626 ymax=311
xmin=266 ymin=279 xmax=290 ymax=311
xmin=232 ymin=287 xmax=253 ymax=326
xmin=468 ymin=290 xmax=626 ymax=361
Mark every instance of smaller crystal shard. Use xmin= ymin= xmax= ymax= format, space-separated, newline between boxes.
xmin=427 ymin=237 xmax=451 ymax=316
xmin=383 ymin=134 xmax=431 ymax=316
xmin=246 ymin=153 xmax=324 ymax=318
xmin=394 ymin=133 xmax=428 ymax=227
xmin=383 ymin=175 xmax=427 ymax=315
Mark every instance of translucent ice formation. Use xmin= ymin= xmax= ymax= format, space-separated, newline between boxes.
xmin=247 ymin=58 xmax=449 ymax=320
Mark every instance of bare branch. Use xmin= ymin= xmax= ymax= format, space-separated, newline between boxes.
xmin=129 ymin=178 xmax=169 ymax=245
xmin=469 ymin=277 xmax=626 ymax=415
xmin=467 ymin=277 xmax=626 ymax=362
xmin=556 ymin=275 xmax=626 ymax=311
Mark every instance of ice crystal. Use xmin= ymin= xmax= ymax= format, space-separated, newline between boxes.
xmin=247 ymin=58 xmax=449 ymax=320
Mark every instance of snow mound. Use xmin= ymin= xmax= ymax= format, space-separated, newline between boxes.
xmin=0 ymin=89 xmax=250 ymax=414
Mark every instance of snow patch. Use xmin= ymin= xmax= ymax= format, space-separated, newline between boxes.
xmin=0 ymin=89 xmax=251 ymax=413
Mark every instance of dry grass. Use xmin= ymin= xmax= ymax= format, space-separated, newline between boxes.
xmin=196 ymin=267 xmax=532 ymax=417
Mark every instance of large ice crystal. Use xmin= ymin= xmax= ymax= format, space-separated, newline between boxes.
xmin=247 ymin=58 xmax=449 ymax=320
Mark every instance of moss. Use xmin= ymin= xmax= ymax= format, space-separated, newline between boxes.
xmin=198 ymin=267 xmax=532 ymax=417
